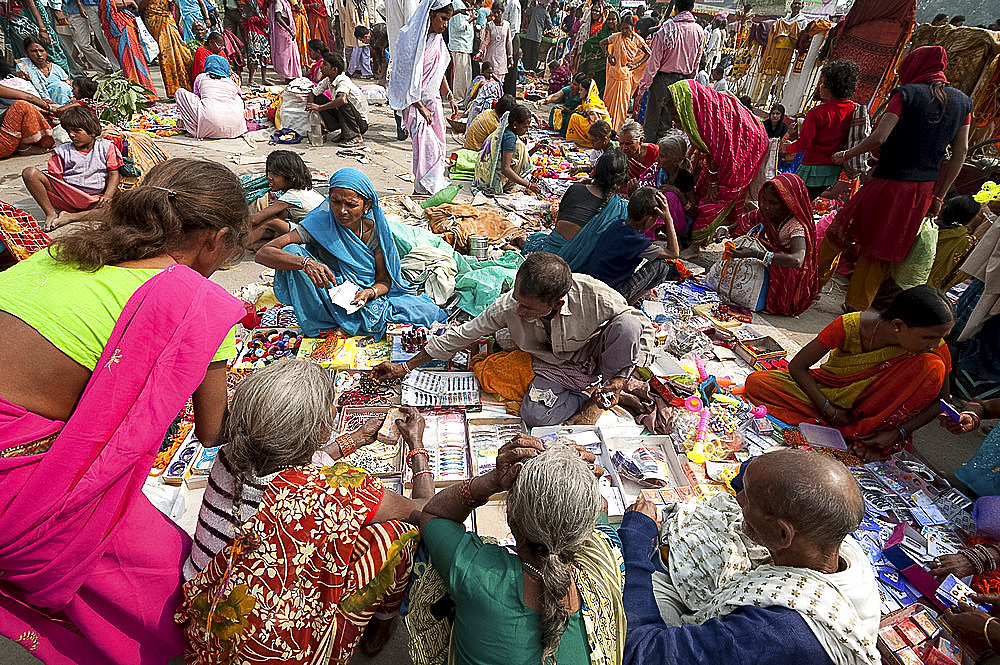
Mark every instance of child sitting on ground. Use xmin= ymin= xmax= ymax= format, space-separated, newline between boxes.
xmin=579 ymin=186 xmax=681 ymax=304
xmin=547 ymin=58 xmax=570 ymax=94
xmin=246 ymin=150 xmax=325 ymax=249
xmin=21 ymin=105 xmax=123 ymax=231
xmin=349 ymin=26 xmax=373 ymax=78
xmin=570 ymin=120 xmax=616 ymax=176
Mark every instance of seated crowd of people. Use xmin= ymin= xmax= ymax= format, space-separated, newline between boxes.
xmin=2 ymin=1 xmax=1000 ymax=663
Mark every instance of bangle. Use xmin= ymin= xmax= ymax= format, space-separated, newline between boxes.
xmin=459 ymin=477 xmax=487 ymax=508
xmin=897 ymin=426 xmax=907 ymax=442
xmin=300 ymin=255 xmax=309 ymax=269
xmin=337 ymin=433 xmax=357 ymax=458
xmin=965 ymin=411 xmax=983 ymax=430
xmin=822 ymin=399 xmax=831 ymax=415
xmin=933 ymin=195 xmax=945 ymax=203
xmin=406 ymin=448 xmax=429 ymax=467
xmin=412 ymin=469 xmax=434 ymax=479
xmin=985 ymin=616 xmax=997 ymax=649
xmin=763 ymin=251 xmax=774 ymax=266
xmin=401 ymin=358 xmax=413 ymax=372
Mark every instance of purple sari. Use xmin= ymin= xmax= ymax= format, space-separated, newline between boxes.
xmin=0 ymin=264 xmax=245 ymax=664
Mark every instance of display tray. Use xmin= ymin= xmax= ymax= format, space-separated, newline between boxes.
xmin=403 ymin=409 xmax=471 ymax=487
xmin=334 ymin=369 xmax=402 ymax=407
xmin=604 ymin=435 xmax=690 ymax=507
xmin=232 ymin=327 xmax=303 ymax=369
xmin=337 ymin=406 xmax=404 ymax=476
xmin=467 ymin=416 xmax=524 ymax=476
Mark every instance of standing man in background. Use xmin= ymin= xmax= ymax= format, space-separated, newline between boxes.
xmin=62 ymin=0 xmax=117 ymax=73
xmin=522 ymin=0 xmax=549 ymax=72
xmin=385 ymin=0 xmax=419 ymax=139
xmin=501 ymin=0 xmax=521 ymax=94
xmin=636 ymin=0 xmax=703 ymax=142
xmin=449 ymin=0 xmax=475 ymax=107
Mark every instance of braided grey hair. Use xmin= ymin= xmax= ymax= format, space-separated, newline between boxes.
xmin=506 ymin=444 xmax=601 ymax=664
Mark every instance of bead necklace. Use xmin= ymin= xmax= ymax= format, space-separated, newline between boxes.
xmin=521 ymin=560 xmax=545 ymax=580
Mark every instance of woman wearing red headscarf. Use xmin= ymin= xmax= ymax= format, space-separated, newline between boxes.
xmin=818 ymin=45 xmax=971 ymax=312
xmin=727 ymin=173 xmax=818 ymax=316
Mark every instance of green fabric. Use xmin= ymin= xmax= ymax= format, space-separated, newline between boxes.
xmin=893 ymin=217 xmax=939 ymax=290
xmin=667 ymin=80 xmax=708 ymax=153
xmin=690 ymin=198 xmax=738 ymax=246
xmin=795 ymin=163 xmax=841 ymax=188
xmin=422 ymin=518 xmax=592 ymax=665
xmin=578 ymin=10 xmax=619 ymax=93
xmin=449 ymin=149 xmax=479 ymax=181
xmin=0 ymin=252 xmax=236 ymax=370
xmin=388 ymin=221 xmax=523 ymax=316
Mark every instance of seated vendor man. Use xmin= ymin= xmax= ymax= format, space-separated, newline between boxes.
xmin=620 ymin=448 xmax=880 ymax=665
xmin=305 ymin=52 xmax=370 ymax=144
xmin=372 ymin=252 xmax=654 ymax=427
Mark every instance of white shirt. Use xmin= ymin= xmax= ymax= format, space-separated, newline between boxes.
xmin=502 ymin=0 xmax=521 ymax=38
xmin=386 ymin=0 xmax=420 ymax=61
xmin=314 ymin=74 xmax=370 ymax=120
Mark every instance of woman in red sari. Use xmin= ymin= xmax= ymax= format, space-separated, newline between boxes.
xmin=744 ymin=285 xmax=955 ymax=461
xmin=305 ymin=0 xmax=330 ymax=46
xmin=728 ymin=173 xmax=818 ymax=316
xmin=821 ymin=46 xmax=971 ymax=312
xmin=0 ymin=159 xmax=249 ymax=664
xmin=619 ymin=119 xmax=658 ymax=182
xmin=664 ymin=79 xmax=768 ymax=247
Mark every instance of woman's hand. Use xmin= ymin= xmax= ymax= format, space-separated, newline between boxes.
xmin=929 ymin=553 xmax=977 ymax=580
xmin=942 ymin=603 xmax=993 ymax=649
xmin=491 ymin=434 xmax=545 ymax=492
xmin=627 ymin=494 xmax=661 ymax=525
xmin=525 ymin=181 xmax=542 ymax=195
xmin=302 ymin=256 xmax=336 ymax=288
xmin=416 ymin=103 xmax=433 ymax=125
xmin=305 ymin=102 xmax=321 ymax=111
xmin=573 ymin=444 xmax=604 ymax=479
xmin=822 ymin=404 xmax=852 ymax=428
xmin=395 ymin=406 xmax=425 ymax=449
xmin=356 ymin=416 xmax=383 ymax=446
xmin=352 ymin=286 xmax=376 ymax=306
xmin=832 ymin=150 xmax=847 ymax=166
xmin=854 ymin=429 xmax=902 ymax=458
xmin=939 ymin=402 xmax=980 ymax=434
xmin=371 ymin=361 xmax=409 ymax=382
xmin=449 ymin=97 xmax=458 ymax=117
xmin=728 ymin=246 xmax=762 ymax=260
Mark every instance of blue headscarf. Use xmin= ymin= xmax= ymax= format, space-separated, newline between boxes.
xmin=203 ymin=55 xmax=231 ymax=77
xmin=300 ymin=168 xmax=417 ymax=298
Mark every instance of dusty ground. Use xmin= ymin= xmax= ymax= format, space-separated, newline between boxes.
xmin=0 ymin=74 xmax=985 ymax=664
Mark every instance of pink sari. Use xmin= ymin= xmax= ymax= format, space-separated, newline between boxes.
xmin=269 ymin=0 xmax=302 ymax=79
xmin=0 ymin=264 xmax=245 ymax=664
xmin=402 ymin=33 xmax=451 ymax=195
xmin=667 ymin=79 xmax=768 ymax=246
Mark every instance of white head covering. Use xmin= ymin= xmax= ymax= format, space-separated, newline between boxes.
xmin=388 ymin=0 xmax=453 ymax=110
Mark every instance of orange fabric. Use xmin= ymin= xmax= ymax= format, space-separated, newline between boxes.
xmin=470 ymin=350 xmax=535 ymax=414
xmin=0 ymin=101 xmax=54 ymax=158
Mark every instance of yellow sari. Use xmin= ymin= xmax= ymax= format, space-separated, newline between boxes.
xmin=603 ymin=32 xmax=645 ymax=131
xmin=561 ymin=81 xmax=611 ymax=148
xmin=144 ymin=0 xmax=193 ymax=96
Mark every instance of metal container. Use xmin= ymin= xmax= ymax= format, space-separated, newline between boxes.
xmin=469 ymin=234 xmax=489 ymax=260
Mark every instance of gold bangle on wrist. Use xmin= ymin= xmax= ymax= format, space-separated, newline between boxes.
xmin=984 ymin=616 xmax=997 ymax=649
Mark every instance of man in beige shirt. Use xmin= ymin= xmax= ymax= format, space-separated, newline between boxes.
xmin=373 ymin=253 xmax=654 ymax=427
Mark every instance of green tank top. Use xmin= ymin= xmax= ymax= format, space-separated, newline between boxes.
xmin=0 ymin=252 xmax=235 ymax=371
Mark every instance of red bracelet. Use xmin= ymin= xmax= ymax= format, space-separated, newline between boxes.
xmin=337 ymin=433 xmax=357 ymax=458
xmin=406 ymin=448 xmax=429 ymax=468
xmin=459 ymin=477 xmax=487 ymax=508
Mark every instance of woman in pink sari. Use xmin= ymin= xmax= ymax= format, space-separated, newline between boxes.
xmin=268 ymin=0 xmax=302 ymax=79
xmin=664 ymin=79 xmax=768 ymax=247
xmin=0 ymin=158 xmax=249 ymax=664
xmin=388 ymin=0 xmax=458 ymax=195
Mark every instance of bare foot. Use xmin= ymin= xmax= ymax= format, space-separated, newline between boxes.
xmin=43 ymin=211 xmax=60 ymax=232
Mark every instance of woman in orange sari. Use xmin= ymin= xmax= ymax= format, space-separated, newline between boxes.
xmin=728 ymin=172 xmax=818 ymax=316
xmin=600 ymin=14 xmax=648 ymax=131
xmin=143 ymin=0 xmax=193 ymax=96
xmin=744 ymin=285 xmax=955 ymax=461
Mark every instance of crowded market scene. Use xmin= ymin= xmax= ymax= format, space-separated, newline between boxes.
xmin=2 ymin=0 xmax=1000 ymax=660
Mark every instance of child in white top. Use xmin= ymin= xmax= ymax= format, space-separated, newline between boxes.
xmin=247 ymin=150 xmax=324 ymax=249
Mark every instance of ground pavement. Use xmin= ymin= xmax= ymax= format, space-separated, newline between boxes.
xmin=0 ymin=75 xmax=984 ymax=664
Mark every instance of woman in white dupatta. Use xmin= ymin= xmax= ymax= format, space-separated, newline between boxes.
xmin=388 ymin=0 xmax=458 ymax=195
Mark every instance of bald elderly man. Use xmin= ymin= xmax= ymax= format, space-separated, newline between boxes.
xmin=620 ymin=449 xmax=880 ymax=665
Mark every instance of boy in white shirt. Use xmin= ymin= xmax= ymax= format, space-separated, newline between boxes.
xmin=306 ymin=53 xmax=371 ymax=144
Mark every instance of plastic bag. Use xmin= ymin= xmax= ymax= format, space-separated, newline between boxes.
xmin=893 ymin=217 xmax=938 ymax=290
xmin=275 ymin=77 xmax=315 ymax=136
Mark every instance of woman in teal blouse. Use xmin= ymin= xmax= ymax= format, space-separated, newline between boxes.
xmin=415 ymin=438 xmax=626 ymax=665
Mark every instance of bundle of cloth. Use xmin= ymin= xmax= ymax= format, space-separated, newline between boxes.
xmin=423 ymin=203 xmax=527 ymax=253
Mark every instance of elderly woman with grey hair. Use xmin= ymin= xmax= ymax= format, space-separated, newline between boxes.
xmin=177 ymin=359 xmax=435 ymax=663
xmin=414 ymin=438 xmax=626 ymax=665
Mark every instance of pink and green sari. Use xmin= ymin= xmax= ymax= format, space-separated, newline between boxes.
xmin=667 ymin=79 xmax=768 ymax=246
xmin=0 ymin=264 xmax=245 ymax=664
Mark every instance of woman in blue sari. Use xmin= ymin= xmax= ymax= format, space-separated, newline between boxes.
xmin=256 ymin=168 xmax=446 ymax=338
xmin=522 ymin=149 xmax=628 ymax=271
xmin=17 ymin=36 xmax=73 ymax=105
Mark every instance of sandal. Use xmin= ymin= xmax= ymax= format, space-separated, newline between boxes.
xmin=359 ymin=617 xmax=395 ymax=658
